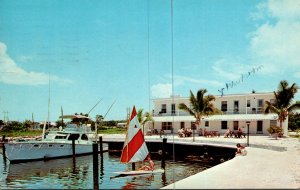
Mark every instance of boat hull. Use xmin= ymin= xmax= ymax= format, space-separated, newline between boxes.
xmin=4 ymin=141 xmax=95 ymax=163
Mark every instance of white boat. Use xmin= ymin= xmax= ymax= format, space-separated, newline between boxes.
xmin=113 ymin=106 xmax=164 ymax=176
xmin=4 ymin=114 xmax=99 ymax=163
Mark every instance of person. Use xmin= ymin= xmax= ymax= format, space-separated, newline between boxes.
xmin=139 ymin=155 xmax=155 ymax=171
xmin=224 ymin=128 xmax=231 ymax=138
xmin=178 ymin=128 xmax=184 ymax=137
xmin=237 ymin=127 xmax=243 ymax=138
xmin=236 ymin=143 xmax=247 ymax=156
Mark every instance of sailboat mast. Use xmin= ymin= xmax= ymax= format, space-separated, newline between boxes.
xmin=42 ymin=74 xmax=50 ymax=140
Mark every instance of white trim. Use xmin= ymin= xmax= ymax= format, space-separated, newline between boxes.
xmin=153 ymin=114 xmax=278 ymax=122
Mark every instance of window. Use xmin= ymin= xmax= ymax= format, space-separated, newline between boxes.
xmin=55 ymin=135 xmax=67 ymax=139
xmin=234 ymin=101 xmax=239 ymax=113
xmin=233 ymin=121 xmax=239 ymax=130
xmin=68 ymin=134 xmax=80 ymax=141
xmin=258 ymin=99 xmax=264 ymax=107
xmin=247 ymin=100 xmax=250 ymax=107
xmin=161 ymin=104 xmax=167 ymax=113
xmin=221 ymin=101 xmax=227 ymax=112
xmin=180 ymin=122 xmax=185 ymax=129
xmin=162 ymin=122 xmax=172 ymax=130
xmin=221 ymin=121 xmax=227 ymax=130
xmin=171 ymin=104 xmax=176 ymax=115
xmin=205 ymin=121 xmax=209 ymax=127
xmin=81 ymin=134 xmax=89 ymax=140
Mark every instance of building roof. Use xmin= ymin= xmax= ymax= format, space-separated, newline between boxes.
xmin=153 ymin=114 xmax=278 ymax=122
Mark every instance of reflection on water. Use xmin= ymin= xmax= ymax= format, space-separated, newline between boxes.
xmin=0 ymin=147 xmax=225 ymax=189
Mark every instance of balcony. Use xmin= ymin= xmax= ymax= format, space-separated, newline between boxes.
xmin=154 ymin=107 xmax=265 ymax=116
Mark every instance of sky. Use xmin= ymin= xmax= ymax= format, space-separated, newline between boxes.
xmin=0 ymin=0 xmax=300 ymax=122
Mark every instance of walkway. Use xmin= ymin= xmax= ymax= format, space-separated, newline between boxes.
xmin=101 ymin=134 xmax=300 ymax=189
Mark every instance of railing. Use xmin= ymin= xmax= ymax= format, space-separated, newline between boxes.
xmin=154 ymin=107 xmax=265 ymax=116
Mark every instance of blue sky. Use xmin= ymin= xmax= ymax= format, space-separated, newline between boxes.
xmin=0 ymin=0 xmax=300 ymax=122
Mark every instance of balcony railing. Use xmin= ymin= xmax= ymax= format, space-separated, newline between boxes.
xmin=154 ymin=107 xmax=265 ymax=116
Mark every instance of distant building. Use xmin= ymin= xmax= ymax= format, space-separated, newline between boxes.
xmin=145 ymin=92 xmax=287 ymax=136
xmin=117 ymin=122 xmax=127 ymax=128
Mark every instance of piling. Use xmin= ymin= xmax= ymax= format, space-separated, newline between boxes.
xmin=2 ymin=135 xmax=6 ymax=164
xmin=72 ymin=139 xmax=75 ymax=159
xmin=2 ymin=135 xmax=6 ymax=155
xmin=93 ymin=143 xmax=99 ymax=190
xmin=161 ymin=138 xmax=167 ymax=169
xmin=99 ymin=136 xmax=103 ymax=157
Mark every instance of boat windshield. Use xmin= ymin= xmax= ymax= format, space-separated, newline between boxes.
xmin=68 ymin=134 xmax=80 ymax=141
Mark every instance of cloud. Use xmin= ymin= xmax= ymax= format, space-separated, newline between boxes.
xmin=249 ymin=0 xmax=300 ymax=75
xmin=0 ymin=42 xmax=72 ymax=85
xmin=164 ymin=74 xmax=223 ymax=87
xmin=212 ymin=0 xmax=300 ymax=79
xmin=211 ymin=58 xmax=254 ymax=81
xmin=151 ymin=83 xmax=172 ymax=98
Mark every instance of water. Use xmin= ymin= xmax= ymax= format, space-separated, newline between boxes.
xmin=0 ymin=148 xmax=223 ymax=189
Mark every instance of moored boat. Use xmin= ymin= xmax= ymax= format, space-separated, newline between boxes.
xmin=4 ymin=114 xmax=99 ymax=163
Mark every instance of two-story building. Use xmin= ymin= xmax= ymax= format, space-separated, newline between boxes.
xmin=145 ymin=92 xmax=287 ymax=136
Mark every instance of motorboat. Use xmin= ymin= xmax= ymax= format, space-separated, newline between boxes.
xmin=4 ymin=114 xmax=101 ymax=163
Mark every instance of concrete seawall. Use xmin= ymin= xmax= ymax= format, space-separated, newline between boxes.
xmin=101 ymin=134 xmax=300 ymax=189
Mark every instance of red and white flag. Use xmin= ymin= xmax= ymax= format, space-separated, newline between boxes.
xmin=120 ymin=106 xmax=149 ymax=163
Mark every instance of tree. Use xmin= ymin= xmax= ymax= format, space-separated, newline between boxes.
xmin=137 ymin=108 xmax=153 ymax=134
xmin=178 ymin=89 xmax=221 ymax=130
xmin=264 ymin=80 xmax=300 ymax=130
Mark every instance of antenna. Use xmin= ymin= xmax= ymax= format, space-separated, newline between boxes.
xmin=103 ymin=99 xmax=117 ymax=119
xmin=87 ymin=98 xmax=103 ymax=116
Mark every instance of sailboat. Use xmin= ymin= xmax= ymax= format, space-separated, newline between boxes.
xmin=113 ymin=106 xmax=164 ymax=176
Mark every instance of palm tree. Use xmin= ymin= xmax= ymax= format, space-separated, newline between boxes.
xmin=137 ymin=108 xmax=154 ymax=135
xmin=264 ymin=80 xmax=300 ymax=130
xmin=178 ymin=89 xmax=221 ymax=131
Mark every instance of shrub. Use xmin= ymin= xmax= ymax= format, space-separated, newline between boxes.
xmin=267 ymin=126 xmax=283 ymax=134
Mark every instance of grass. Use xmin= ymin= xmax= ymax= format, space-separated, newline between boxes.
xmin=0 ymin=127 xmax=126 ymax=138
xmin=97 ymin=127 xmax=126 ymax=134
xmin=0 ymin=130 xmax=43 ymax=138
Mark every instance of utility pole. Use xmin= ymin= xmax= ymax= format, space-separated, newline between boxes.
xmin=3 ymin=111 xmax=9 ymax=123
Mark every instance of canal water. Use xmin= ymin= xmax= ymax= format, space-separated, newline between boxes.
xmin=0 ymin=146 xmax=232 ymax=189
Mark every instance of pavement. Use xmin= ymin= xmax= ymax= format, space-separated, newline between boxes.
xmin=101 ymin=133 xmax=300 ymax=189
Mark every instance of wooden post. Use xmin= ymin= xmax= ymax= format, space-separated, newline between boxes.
xmin=2 ymin=135 xmax=6 ymax=155
xmin=93 ymin=143 xmax=99 ymax=190
xmin=161 ymin=138 xmax=167 ymax=169
xmin=99 ymin=136 xmax=103 ymax=157
xmin=2 ymin=135 xmax=6 ymax=162
xmin=72 ymin=139 xmax=75 ymax=159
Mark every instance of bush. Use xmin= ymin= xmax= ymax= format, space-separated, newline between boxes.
xmin=267 ymin=126 xmax=283 ymax=134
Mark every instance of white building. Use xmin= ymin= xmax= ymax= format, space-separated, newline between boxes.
xmin=146 ymin=92 xmax=288 ymax=136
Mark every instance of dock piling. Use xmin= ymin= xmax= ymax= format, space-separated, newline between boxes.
xmin=93 ymin=143 xmax=99 ymax=190
xmin=161 ymin=138 xmax=167 ymax=169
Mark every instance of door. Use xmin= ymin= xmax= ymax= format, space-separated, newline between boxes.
xmin=257 ymin=120 xmax=263 ymax=134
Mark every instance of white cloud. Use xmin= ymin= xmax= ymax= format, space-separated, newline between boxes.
xmin=165 ymin=74 xmax=223 ymax=87
xmin=0 ymin=42 xmax=72 ymax=85
xmin=249 ymin=0 xmax=300 ymax=75
xmin=151 ymin=83 xmax=172 ymax=98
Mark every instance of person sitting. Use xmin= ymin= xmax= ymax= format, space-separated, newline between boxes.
xmin=178 ymin=128 xmax=184 ymax=137
xmin=236 ymin=143 xmax=247 ymax=156
xmin=224 ymin=129 xmax=231 ymax=138
xmin=139 ymin=155 xmax=155 ymax=171
xmin=237 ymin=127 xmax=243 ymax=138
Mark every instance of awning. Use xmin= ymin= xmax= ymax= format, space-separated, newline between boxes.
xmin=153 ymin=114 xmax=278 ymax=122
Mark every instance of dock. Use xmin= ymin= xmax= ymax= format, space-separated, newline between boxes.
xmin=101 ymin=134 xmax=300 ymax=189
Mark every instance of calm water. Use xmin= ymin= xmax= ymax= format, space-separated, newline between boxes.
xmin=0 ymin=147 xmax=220 ymax=189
